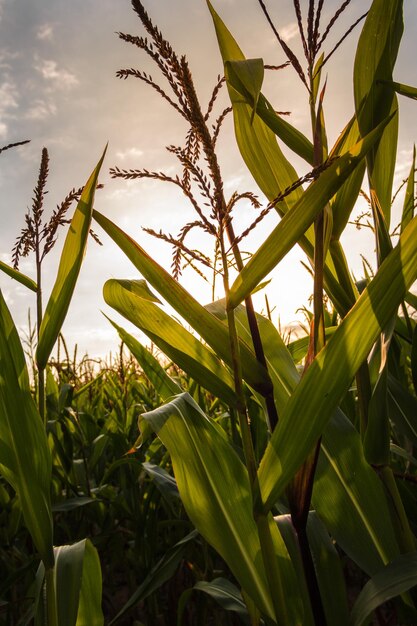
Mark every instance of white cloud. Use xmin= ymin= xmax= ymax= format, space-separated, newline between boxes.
xmin=280 ymin=22 xmax=299 ymax=43
xmin=0 ymin=79 xmax=18 ymax=111
xmin=0 ymin=49 xmax=21 ymax=70
xmin=25 ymin=99 xmax=57 ymax=120
xmin=107 ymin=180 xmax=138 ymax=201
xmin=37 ymin=23 xmax=54 ymax=41
xmin=35 ymin=59 xmax=78 ymax=89
xmin=0 ymin=79 xmax=19 ymax=136
xmin=115 ymin=147 xmax=144 ymax=160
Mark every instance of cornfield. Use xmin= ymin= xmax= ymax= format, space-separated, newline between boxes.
xmin=1 ymin=0 xmax=417 ymax=624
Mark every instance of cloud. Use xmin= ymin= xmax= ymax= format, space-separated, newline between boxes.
xmin=35 ymin=59 xmax=78 ymax=89
xmin=0 ymin=49 xmax=21 ymax=70
xmin=0 ymin=122 xmax=7 ymax=138
xmin=280 ymin=22 xmax=299 ymax=43
xmin=0 ymin=79 xmax=19 ymax=136
xmin=115 ymin=147 xmax=144 ymax=160
xmin=107 ymin=180 xmax=138 ymax=201
xmin=25 ymin=99 xmax=57 ymax=120
xmin=0 ymin=79 xmax=18 ymax=111
xmin=37 ymin=23 xmax=54 ymax=41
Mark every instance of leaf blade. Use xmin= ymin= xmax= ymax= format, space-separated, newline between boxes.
xmin=0 ymin=289 xmax=54 ymax=568
xmin=103 ymin=279 xmax=238 ymax=407
xmin=350 ymin=552 xmax=417 ymax=626
xmin=0 ymin=261 xmax=37 ymax=292
xmin=36 ymin=146 xmax=107 ymax=369
xmin=257 ymin=213 xmax=417 ymax=512
xmin=93 ymin=210 xmax=271 ymax=396
xmin=142 ymin=393 xmax=276 ymax=620
xmin=229 ymin=117 xmax=393 ymax=308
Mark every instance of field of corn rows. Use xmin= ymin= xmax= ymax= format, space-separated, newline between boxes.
xmin=1 ymin=0 xmax=417 ymax=624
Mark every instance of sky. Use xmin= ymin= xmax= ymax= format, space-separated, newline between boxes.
xmin=0 ymin=0 xmax=416 ymax=359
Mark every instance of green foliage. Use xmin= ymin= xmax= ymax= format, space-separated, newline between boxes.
xmin=36 ymin=147 xmax=107 ymax=371
xmin=2 ymin=1 xmax=417 ymax=625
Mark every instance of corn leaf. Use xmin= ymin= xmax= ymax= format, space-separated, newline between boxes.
xmin=142 ymin=462 xmax=180 ymax=512
xmin=354 ymin=0 xmax=403 ymax=225
xmin=229 ymin=116 xmax=393 ymax=308
xmin=103 ymin=278 xmax=238 ymax=407
xmin=315 ymin=410 xmax=399 ymax=575
xmin=273 ymin=515 xmax=315 ymax=626
xmin=276 ymin=512 xmax=350 ymax=626
xmin=388 ymin=375 xmax=417 ymax=446
xmin=109 ymin=530 xmax=198 ymax=626
xmin=142 ymin=392 xmax=302 ymax=623
xmin=401 ymin=146 xmax=416 ymax=233
xmin=363 ymin=367 xmax=390 ymax=466
xmin=329 ymin=117 xmax=366 ymax=240
xmin=53 ymin=539 xmax=103 ymax=626
xmin=208 ymin=0 xmax=313 ymax=165
xmin=193 ymin=578 xmax=249 ymax=622
xmin=206 ymin=299 xmax=298 ymax=415
xmin=306 ymin=513 xmax=350 ymax=626
xmin=208 ymin=0 xmax=304 ymax=208
xmin=208 ymin=299 xmax=400 ymax=573
xmin=381 ymin=80 xmax=417 ymax=101
xmin=287 ymin=327 xmax=337 ymax=364
xmin=93 ymin=210 xmax=271 ymax=397
xmin=257 ymin=212 xmax=417 ymax=512
xmin=54 ymin=541 xmax=85 ymax=626
xmin=0 ymin=260 xmax=37 ymax=292
xmin=225 ymin=58 xmax=264 ymax=123
xmin=350 ymin=552 xmax=417 ymax=626
xmin=207 ymin=0 xmax=364 ymax=317
xmin=36 ymin=146 xmax=107 ymax=370
xmin=0 ymin=289 xmax=54 ymax=568
xmin=225 ymin=58 xmax=314 ymax=164
xmin=75 ymin=539 xmax=104 ymax=626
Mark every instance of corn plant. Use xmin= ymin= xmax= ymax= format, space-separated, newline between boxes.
xmin=0 ymin=149 xmax=106 ymax=625
xmin=95 ymin=0 xmax=417 ymax=624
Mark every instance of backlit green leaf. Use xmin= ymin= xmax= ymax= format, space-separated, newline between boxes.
xmin=103 ymin=279 xmax=238 ymax=407
xmin=306 ymin=513 xmax=350 ymax=626
xmin=381 ymin=80 xmax=417 ymax=101
xmin=315 ymin=410 xmax=399 ymax=575
xmin=354 ymin=0 xmax=403 ymax=225
xmin=54 ymin=541 xmax=85 ymax=626
xmin=93 ymin=210 xmax=271 ymax=397
xmin=257 ymin=212 xmax=417 ymax=512
xmin=329 ymin=116 xmax=366 ymax=240
xmin=142 ymin=392 xmax=302 ymax=623
xmin=401 ymin=146 xmax=416 ymax=233
xmin=208 ymin=0 xmax=305 ymax=207
xmin=206 ymin=298 xmax=298 ymax=415
xmin=75 ymin=539 xmax=103 ymax=626
xmin=229 ymin=116 xmax=393 ymax=308
xmin=0 ymin=260 xmax=37 ymax=292
xmin=226 ymin=58 xmax=264 ymax=122
xmin=36 ymin=146 xmax=107 ymax=370
xmin=0 ymin=289 xmax=54 ymax=568
xmin=207 ymin=299 xmax=400 ymax=574
xmin=208 ymin=1 xmax=313 ymax=164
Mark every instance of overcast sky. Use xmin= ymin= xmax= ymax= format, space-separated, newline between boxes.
xmin=0 ymin=0 xmax=416 ymax=359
